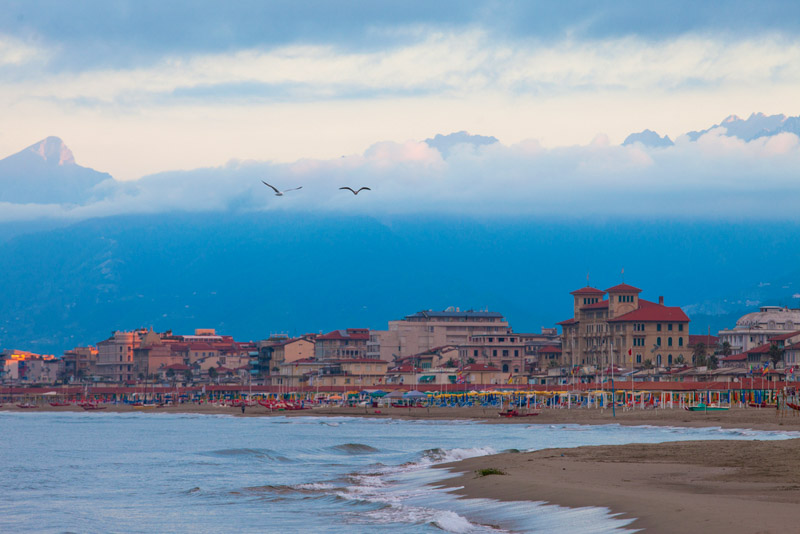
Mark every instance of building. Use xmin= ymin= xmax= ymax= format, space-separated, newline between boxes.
xmin=368 ymin=308 xmax=510 ymax=361
xmin=315 ymin=329 xmax=370 ymax=360
xmin=458 ymin=332 xmax=527 ymax=375
xmin=718 ymin=306 xmax=800 ymax=354
xmin=558 ymin=284 xmax=692 ymax=370
xmin=62 ymin=346 xmax=98 ymax=380
xmin=96 ymin=329 xmax=149 ymax=383
xmin=254 ymin=335 xmax=316 ymax=382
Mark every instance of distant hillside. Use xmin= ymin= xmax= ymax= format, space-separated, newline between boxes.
xmin=0 ymin=136 xmax=114 ymax=204
xmin=1 ymin=214 xmax=799 ymax=354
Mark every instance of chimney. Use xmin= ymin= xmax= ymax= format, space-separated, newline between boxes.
xmin=658 ymin=296 xmax=664 ymax=305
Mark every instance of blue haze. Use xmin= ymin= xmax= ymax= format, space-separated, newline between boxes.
xmin=0 ymin=214 xmax=798 ymax=353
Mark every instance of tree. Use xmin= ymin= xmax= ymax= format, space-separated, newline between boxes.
xmin=768 ymin=344 xmax=783 ymax=368
xmin=707 ymin=354 xmax=719 ymax=370
xmin=183 ymin=369 xmax=193 ymax=384
xmin=718 ymin=341 xmax=732 ymax=357
xmin=674 ymin=354 xmax=685 ymax=366
xmin=166 ymin=368 xmax=176 ymax=386
xmin=208 ymin=367 xmax=218 ymax=382
xmin=137 ymin=373 xmax=145 ymax=382
xmin=467 ymin=357 xmax=476 ymax=364
xmin=642 ymin=359 xmax=654 ymax=369
xmin=444 ymin=358 xmax=458 ymax=368
xmin=693 ymin=342 xmax=707 ymax=367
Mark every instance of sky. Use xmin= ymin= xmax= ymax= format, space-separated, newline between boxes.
xmin=2 ymin=1 xmax=800 ymax=220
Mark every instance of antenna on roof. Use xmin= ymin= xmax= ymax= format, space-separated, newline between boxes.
xmin=586 ymin=272 xmax=590 ymax=287
xmin=621 ymin=267 xmax=625 ymax=283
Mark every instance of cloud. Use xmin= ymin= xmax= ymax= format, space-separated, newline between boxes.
xmin=7 ymin=31 xmax=800 ymax=106
xmin=3 ymin=129 xmax=800 ymax=222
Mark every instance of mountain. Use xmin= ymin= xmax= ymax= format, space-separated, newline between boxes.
xmin=0 ymin=136 xmax=114 ymax=204
xmin=425 ymin=131 xmax=498 ymax=158
xmin=686 ymin=112 xmax=797 ymax=142
xmin=623 ymin=129 xmax=674 ymax=147
xmin=1 ymin=213 xmax=799 ymax=354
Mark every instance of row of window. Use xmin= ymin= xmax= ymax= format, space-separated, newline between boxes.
xmin=655 ymin=337 xmax=684 ymax=347
xmin=656 ymin=323 xmax=684 ymax=332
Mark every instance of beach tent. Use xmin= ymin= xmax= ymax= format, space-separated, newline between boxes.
xmin=368 ymin=390 xmax=387 ymax=397
xmin=385 ymin=390 xmax=406 ymax=399
xmin=403 ymin=390 xmax=427 ymax=399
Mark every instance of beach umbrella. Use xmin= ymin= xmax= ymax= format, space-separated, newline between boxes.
xmin=369 ymin=390 xmax=387 ymax=397
xmin=403 ymin=390 xmax=427 ymax=399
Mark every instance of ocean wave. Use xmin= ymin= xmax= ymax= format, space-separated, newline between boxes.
xmin=206 ymin=448 xmax=291 ymax=462
xmin=330 ymin=443 xmax=381 ymax=454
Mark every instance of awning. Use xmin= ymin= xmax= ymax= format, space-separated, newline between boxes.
xmin=419 ymin=375 xmax=436 ymax=383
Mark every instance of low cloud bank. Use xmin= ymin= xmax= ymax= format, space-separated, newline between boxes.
xmin=2 ymin=128 xmax=800 ymax=222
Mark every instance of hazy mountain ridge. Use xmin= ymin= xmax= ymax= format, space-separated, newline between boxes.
xmin=0 ymin=136 xmax=114 ymax=204
xmin=626 ymin=112 xmax=800 ymax=147
xmin=1 ymin=214 xmax=799 ymax=354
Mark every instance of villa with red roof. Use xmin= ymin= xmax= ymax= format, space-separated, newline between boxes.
xmin=557 ymin=283 xmax=692 ymax=370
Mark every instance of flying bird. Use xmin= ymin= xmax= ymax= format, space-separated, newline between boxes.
xmin=339 ymin=187 xmax=371 ymax=195
xmin=262 ymin=181 xmax=302 ymax=196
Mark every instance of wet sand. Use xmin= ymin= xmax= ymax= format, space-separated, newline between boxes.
xmin=436 ymin=439 xmax=800 ymax=533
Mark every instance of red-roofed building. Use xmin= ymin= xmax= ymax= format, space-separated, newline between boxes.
xmin=559 ymin=283 xmax=691 ymax=371
xmin=315 ymin=328 xmax=370 ymax=361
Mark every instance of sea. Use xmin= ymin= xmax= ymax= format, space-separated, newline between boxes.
xmin=1 ymin=412 xmax=797 ymax=533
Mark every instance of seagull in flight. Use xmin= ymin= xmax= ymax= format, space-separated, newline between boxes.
xmin=262 ymin=181 xmax=302 ymax=196
xmin=339 ymin=187 xmax=371 ymax=195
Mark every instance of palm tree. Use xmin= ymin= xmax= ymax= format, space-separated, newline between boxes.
xmin=166 ymin=368 xmax=176 ymax=387
xmin=674 ymin=354 xmax=685 ymax=366
xmin=768 ymin=344 xmax=783 ymax=368
xmin=208 ymin=367 xmax=218 ymax=383
xmin=693 ymin=342 xmax=707 ymax=367
xmin=642 ymin=359 xmax=654 ymax=369
xmin=718 ymin=341 xmax=732 ymax=357
xmin=707 ymin=354 xmax=719 ymax=370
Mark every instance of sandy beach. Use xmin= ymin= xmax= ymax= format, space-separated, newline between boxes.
xmin=437 ymin=439 xmax=800 ymax=534
xmin=7 ymin=403 xmax=800 ymax=532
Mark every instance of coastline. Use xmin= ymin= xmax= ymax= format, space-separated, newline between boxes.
xmin=6 ymin=404 xmax=800 ymax=532
xmin=435 ymin=438 xmax=800 ymax=534
xmin=4 ymin=403 xmax=800 ymax=431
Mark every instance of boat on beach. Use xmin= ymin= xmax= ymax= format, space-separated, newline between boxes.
xmin=684 ymin=403 xmax=730 ymax=412
xmin=80 ymin=402 xmax=107 ymax=411
xmin=498 ymin=409 xmax=539 ymax=417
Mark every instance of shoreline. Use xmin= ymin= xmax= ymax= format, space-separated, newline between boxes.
xmin=435 ymin=438 xmax=800 ymax=534
xmin=3 ymin=403 xmax=800 ymax=431
xmin=6 ymin=404 xmax=800 ymax=531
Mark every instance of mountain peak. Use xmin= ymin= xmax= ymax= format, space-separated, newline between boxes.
xmin=24 ymin=136 xmax=75 ymax=166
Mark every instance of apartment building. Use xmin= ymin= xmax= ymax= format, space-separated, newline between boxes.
xmin=368 ymin=308 xmax=510 ymax=361
xmin=558 ymin=284 xmax=691 ymax=370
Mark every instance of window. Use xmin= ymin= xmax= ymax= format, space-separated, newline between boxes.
xmin=678 ymin=324 xmax=684 ymax=332
xmin=657 ymin=337 xmax=662 ymax=346
xmin=668 ymin=324 xmax=673 ymax=331
xmin=636 ymin=354 xmax=642 ymax=364
xmin=678 ymin=338 xmax=683 ymax=347
xmin=514 ymin=350 xmax=519 ymax=357
xmin=668 ymin=338 xmax=673 ymax=347
xmin=492 ymin=350 xmax=497 ymax=357
xmin=473 ymin=350 xmax=478 ymax=357
xmin=668 ymin=354 xmax=673 ymax=365
xmin=657 ymin=324 xmax=662 ymax=332
xmin=502 ymin=349 xmax=509 ymax=357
